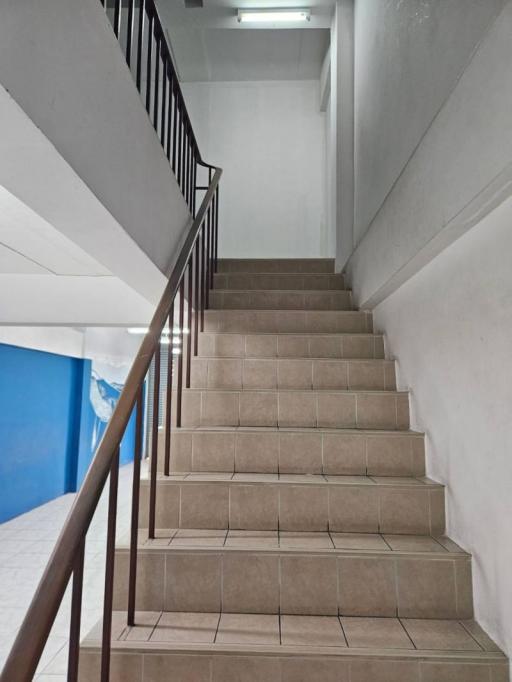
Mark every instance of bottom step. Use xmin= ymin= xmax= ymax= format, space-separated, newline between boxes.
xmin=79 ymin=612 xmax=508 ymax=682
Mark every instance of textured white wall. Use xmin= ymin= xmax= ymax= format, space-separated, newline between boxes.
xmin=183 ymin=80 xmax=330 ymax=259
xmin=347 ymin=0 xmax=512 ymax=308
xmin=352 ymin=0 xmax=506 ymax=246
xmin=373 ymin=197 xmax=512 ymax=668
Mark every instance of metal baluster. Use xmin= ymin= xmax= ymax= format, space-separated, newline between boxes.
xmin=113 ymin=0 xmax=121 ymax=38
xmin=136 ymin=0 xmax=145 ymax=90
xmin=126 ymin=0 xmax=135 ymax=69
xmin=205 ymin=207 xmax=211 ymax=310
xmin=186 ymin=258 xmax=193 ymax=388
xmin=176 ymin=105 xmax=182 ymax=186
xmin=153 ymin=33 xmax=160 ymax=131
xmin=67 ymin=540 xmax=85 ymax=682
xmin=192 ymin=152 xmax=197 ymax=217
xmin=176 ymin=279 xmax=185 ymax=427
xmin=214 ymin=185 xmax=219 ymax=272
xmin=180 ymin=116 xmax=186 ymax=196
xmin=145 ymin=10 xmax=153 ymax=114
xmin=148 ymin=343 xmax=160 ymax=540
xmin=100 ymin=447 xmax=120 ymax=682
xmin=172 ymin=83 xmax=178 ymax=174
xmin=161 ymin=54 xmax=167 ymax=148
xmin=127 ymin=388 xmax=144 ymax=626
xmin=164 ymin=301 xmax=175 ymax=476
xmin=194 ymin=238 xmax=200 ymax=356
xmin=200 ymin=224 xmax=206 ymax=331
xmin=166 ymin=70 xmax=173 ymax=160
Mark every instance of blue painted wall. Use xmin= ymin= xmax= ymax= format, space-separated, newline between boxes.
xmin=0 ymin=343 xmax=138 ymax=523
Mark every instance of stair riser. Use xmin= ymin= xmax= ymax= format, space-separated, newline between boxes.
xmin=79 ymin=649 xmax=507 ymax=682
xmin=199 ymin=332 xmax=385 ymax=359
xmin=217 ymin=258 xmax=335 ymax=273
xmin=204 ymin=310 xmax=372 ymax=334
xmin=210 ymin=290 xmax=352 ymax=311
xmin=191 ymin=358 xmax=396 ymax=391
xmin=113 ymin=548 xmax=471 ymax=619
xmin=214 ymin=272 xmax=345 ymax=290
xmin=139 ymin=481 xmax=444 ymax=535
xmin=158 ymin=430 xmax=425 ymax=477
xmin=180 ymin=390 xmax=409 ymax=430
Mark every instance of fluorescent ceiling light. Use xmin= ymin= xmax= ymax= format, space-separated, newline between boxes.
xmin=238 ymin=8 xmax=311 ymax=23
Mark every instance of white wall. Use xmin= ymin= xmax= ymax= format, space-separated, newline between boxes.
xmin=0 ymin=0 xmax=190 ymax=292
xmin=346 ymin=0 xmax=511 ymax=307
xmin=183 ymin=80 xmax=330 ymax=259
xmin=373 ymin=197 xmax=512 ymax=666
xmin=353 ymin=0 xmax=506 ymax=246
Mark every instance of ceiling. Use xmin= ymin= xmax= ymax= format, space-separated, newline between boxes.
xmin=157 ymin=0 xmax=333 ymax=82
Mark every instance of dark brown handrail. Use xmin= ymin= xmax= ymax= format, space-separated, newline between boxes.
xmin=0 ymin=168 xmax=221 ymax=682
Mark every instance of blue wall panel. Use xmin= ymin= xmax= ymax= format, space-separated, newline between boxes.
xmin=0 ymin=344 xmax=139 ymax=523
xmin=0 ymin=344 xmax=84 ymax=522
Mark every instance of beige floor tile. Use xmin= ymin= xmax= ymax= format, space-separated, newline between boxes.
xmin=215 ymin=613 xmax=280 ymax=645
xmin=123 ymin=612 xmax=161 ymax=642
xmin=212 ymin=655 xmax=281 ymax=682
xmin=149 ymin=612 xmax=219 ymax=643
xmin=384 ymin=534 xmax=446 ymax=553
xmin=280 ymin=555 xmax=338 ymax=615
xmin=403 ymin=619 xmax=482 ymax=651
xmin=279 ymin=485 xmax=328 ymax=531
xmin=341 ymin=616 xmax=414 ymax=649
xmin=170 ymin=529 xmax=227 ymax=547
xmin=338 ymin=557 xmax=397 ymax=617
xmin=144 ymin=653 xmax=211 ymax=682
xmin=222 ymin=553 xmax=279 ymax=613
xmin=225 ymin=530 xmax=279 ymax=549
xmin=279 ymin=531 xmax=334 ymax=549
xmin=330 ymin=532 xmax=389 ymax=551
xmin=280 ymin=615 xmax=346 ymax=647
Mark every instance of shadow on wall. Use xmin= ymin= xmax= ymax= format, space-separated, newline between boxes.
xmin=0 ymin=343 xmax=139 ymax=523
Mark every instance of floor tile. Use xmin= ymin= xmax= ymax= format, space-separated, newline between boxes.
xmin=279 ymin=531 xmax=334 ymax=549
xmin=215 ymin=613 xmax=280 ymax=645
xmin=281 ymin=615 xmax=346 ymax=647
xmin=224 ymin=530 xmax=279 ymax=549
xmin=402 ymin=619 xmax=482 ymax=651
xmin=170 ymin=529 xmax=227 ymax=547
xmin=149 ymin=612 xmax=219 ymax=644
xmin=341 ymin=617 xmax=414 ymax=649
xmin=330 ymin=532 xmax=389 ymax=551
xmin=384 ymin=535 xmax=446 ymax=553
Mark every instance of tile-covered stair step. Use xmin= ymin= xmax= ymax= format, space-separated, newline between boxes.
xmin=157 ymin=428 xmax=425 ymax=477
xmin=199 ymin=332 xmax=385 ymax=359
xmin=180 ymin=388 xmax=409 ymax=430
xmin=113 ymin=532 xmax=471 ymax=618
xmin=79 ymin=614 xmax=508 ymax=682
xmin=139 ymin=473 xmax=444 ymax=535
xmin=191 ymin=357 xmax=396 ymax=391
xmin=217 ymin=258 xmax=335 ymax=273
xmin=203 ymin=309 xmax=372 ymax=334
xmin=213 ymin=272 xmax=345 ymax=290
xmin=210 ymin=289 xmax=352 ymax=311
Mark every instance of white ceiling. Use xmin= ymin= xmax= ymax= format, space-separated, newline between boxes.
xmin=157 ymin=0 xmax=333 ymax=82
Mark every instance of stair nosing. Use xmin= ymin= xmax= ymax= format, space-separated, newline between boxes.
xmin=81 ymin=637 xmax=505 ymax=662
xmin=142 ymin=474 xmax=442 ymax=489
xmin=116 ymin=543 xmax=469 ymax=560
xmin=165 ymin=426 xmax=424 ymax=436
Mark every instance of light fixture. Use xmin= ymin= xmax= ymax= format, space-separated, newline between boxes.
xmin=237 ymin=8 xmax=311 ymax=24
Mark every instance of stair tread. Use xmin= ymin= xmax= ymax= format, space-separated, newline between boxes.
xmin=212 ymin=288 xmax=352 ymax=294
xmin=120 ymin=529 xmax=466 ymax=556
xmin=83 ymin=612 xmax=505 ymax=659
xmin=169 ymin=426 xmax=423 ymax=435
xmin=146 ymin=472 xmax=439 ymax=487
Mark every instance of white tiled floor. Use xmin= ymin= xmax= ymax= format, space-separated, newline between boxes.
xmin=0 ymin=463 xmax=134 ymax=680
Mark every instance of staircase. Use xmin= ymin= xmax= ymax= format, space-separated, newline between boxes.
xmin=78 ymin=259 xmax=508 ymax=681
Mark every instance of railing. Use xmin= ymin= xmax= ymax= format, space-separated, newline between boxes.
xmin=102 ymin=0 xmax=204 ymax=214
xmin=0 ymin=0 xmax=221 ymax=680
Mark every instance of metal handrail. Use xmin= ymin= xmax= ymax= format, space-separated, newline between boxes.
xmin=0 ymin=0 xmax=222 ymax=678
